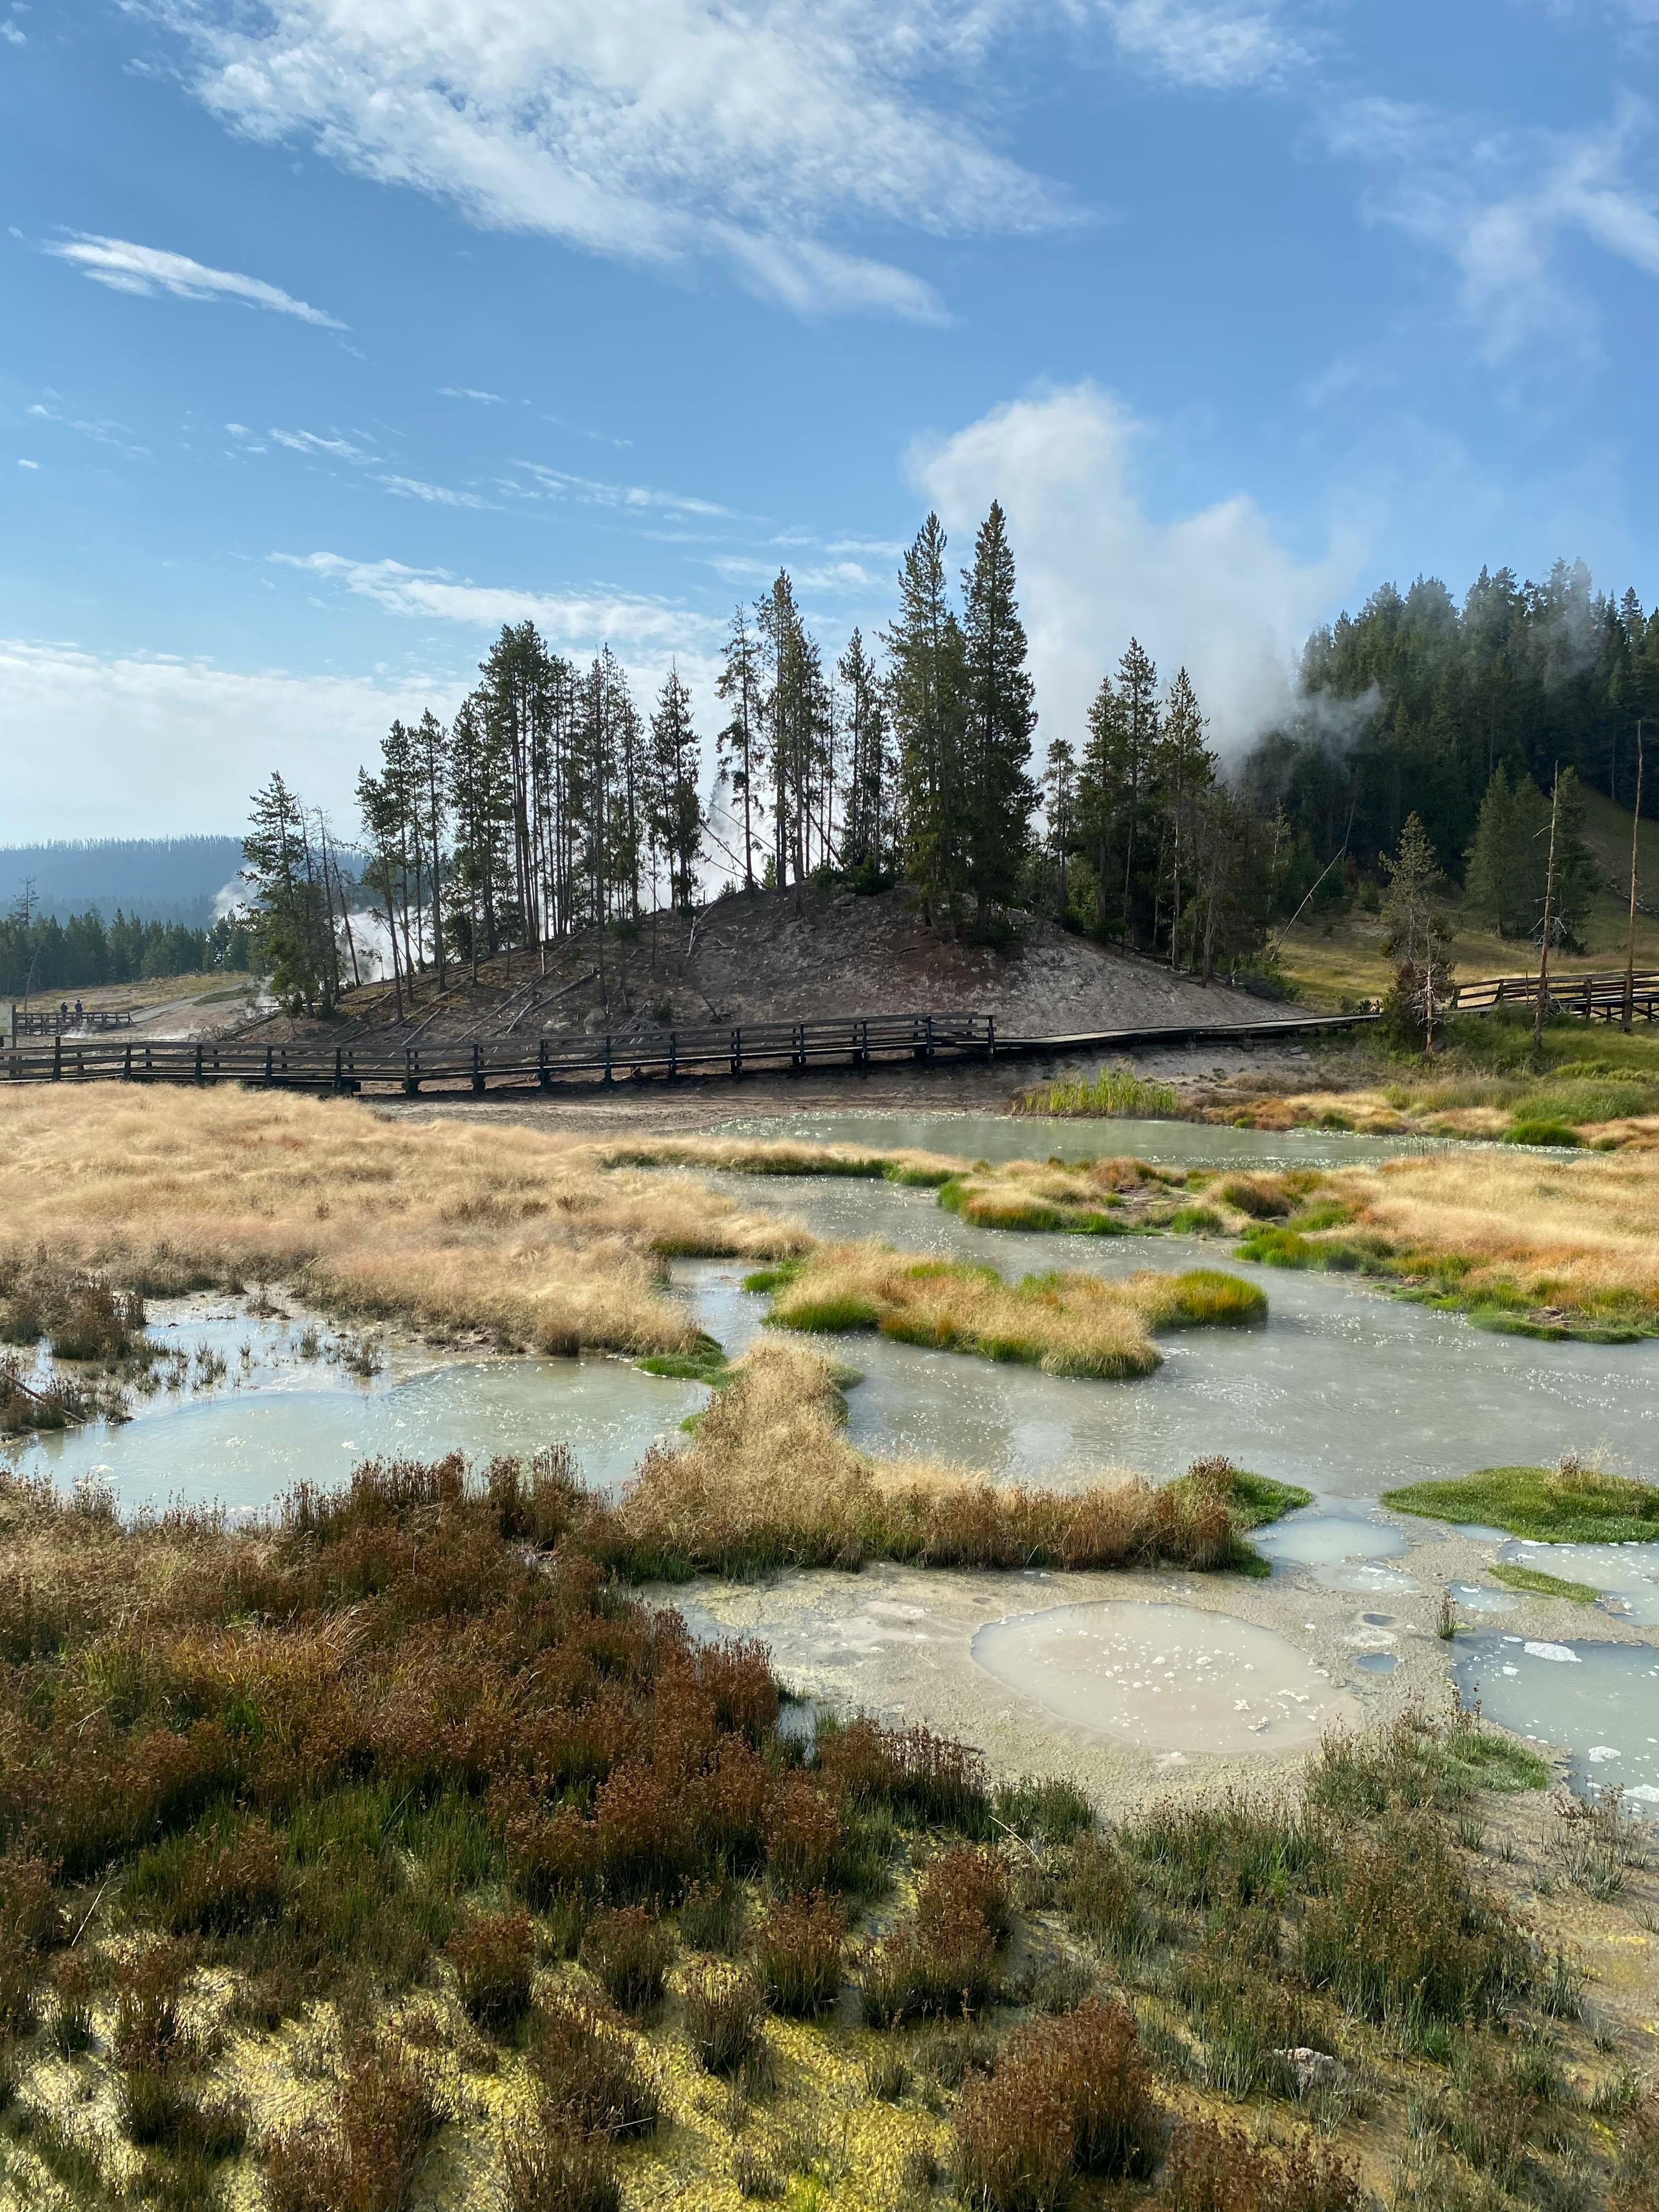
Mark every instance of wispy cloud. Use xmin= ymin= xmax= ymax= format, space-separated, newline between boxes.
xmin=512 ymin=461 xmax=732 ymax=517
xmin=1099 ymin=0 xmax=1307 ymax=91
xmin=1325 ymin=91 xmax=1659 ymax=360
xmin=25 ymin=399 xmax=149 ymax=459
xmin=273 ymin=551 xmax=722 ymax=653
xmin=151 ymin=0 xmax=1110 ymax=320
xmin=268 ymin=426 xmax=372 ymax=461
xmin=438 ymin=386 xmax=505 ymax=403
xmin=380 ymin=473 xmax=494 ymax=509
xmin=46 ymin=233 xmax=345 ymax=327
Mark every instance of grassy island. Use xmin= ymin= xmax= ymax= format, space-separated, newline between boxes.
xmin=1383 ymin=1460 xmax=1659 ymax=1545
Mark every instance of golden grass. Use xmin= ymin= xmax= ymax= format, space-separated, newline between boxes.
xmin=596 ymin=1340 xmax=1301 ymax=1579
xmin=759 ymin=1243 xmax=1264 ymax=1378
xmin=0 ymin=1087 xmax=804 ymax=1358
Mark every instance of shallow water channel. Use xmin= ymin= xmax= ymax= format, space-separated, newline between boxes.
xmin=9 ymin=1107 xmax=1656 ymax=1803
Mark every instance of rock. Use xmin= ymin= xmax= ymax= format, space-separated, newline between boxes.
xmin=1276 ymin=2046 xmax=1343 ymax=2094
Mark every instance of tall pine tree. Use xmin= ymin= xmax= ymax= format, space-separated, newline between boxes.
xmin=960 ymin=501 xmax=1036 ymax=928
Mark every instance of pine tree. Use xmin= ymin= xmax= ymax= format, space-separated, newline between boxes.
xmin=960 ymin=501 xmax=1036 ymax=928
xmin=244 ymin=772 xmax=334 ymax=1013
xmin=886 ymin=514 xmax=967 ymax=915
xmin=649 ymin=667 xmax=704 ymax=915
xmin=716 ymin=605 xmax=766 ymax=891
xmin=1155 ymin=668 xmax=1216 ymax=967
xmin=1381 ymin=813 xmax=1454 ymax=1048
xmin=839 ymin=628 xmax=890 ymax=881
xmin=1041 ymin=740 xmax=1077 ymax=919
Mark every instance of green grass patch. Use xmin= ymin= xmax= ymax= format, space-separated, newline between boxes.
xmin=1160 ymin=1268 xmax=1268 ymax=1328
xmin=636 ymin=1335 xmax=731 ymax=1386
xmin=741 ymin=1260 xmax=804 ymax=1295
xmin=1011 ymin=1065 xmax=1180 ymax=1119
xmin=1167 ymin=1204 xmax=1223 ymax=1234
xmin=1181 ymin=1466 xmax=1314 ymax=1530
xmin=1487 ymin=1560 xmax=1602 ymax=1605
xmin=1383 ymin=1463 xmax=1659 ymax=1543
xmin=1502 ymin=1119 xmax=1582 ymax=1148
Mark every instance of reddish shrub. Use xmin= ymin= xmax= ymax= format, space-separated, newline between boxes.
xmin=1163 ymin=2117 xmax=1360 ymax=2212
xmin=682 ymin=1962 xmax=767 ymax=2076
xmin=764 ymin=1772 xmax=840 ymax=1890
xmin=447 ymin=1910 xmax=538 ymax=2034
xmin=578 ymin=1905 xmax=675 ymax=2015
xmin=919 ymin=1848 xmax=1009 ymax=1948
xmin=528 ymin=1993 xmax=662 ymax=2139
xmin=265 ymin=2033 xmax=445 ymax=2212
xmin=503 ymin=2115 xmax=620 ymax=2212
xmin=751 ymin=1891 xmax=844 ymax=2016
xmin=956 ymin=1998 xmax=1160 ymax=2211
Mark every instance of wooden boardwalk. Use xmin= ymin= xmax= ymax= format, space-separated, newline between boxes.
xmin=0 ymin=1007 xmax=1374 ymax=1096
xmin=1448 ymin=968 xmax=1659 ymax=1020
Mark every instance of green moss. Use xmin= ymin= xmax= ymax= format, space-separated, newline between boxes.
xmin=1183 ymin=1466 xmax=1314 ymax=1530
xmin=1382 ymin=1463 xmax=1659 ymax=1543
xmin=1487 ymin=1560 xmax=1601 ymax=1605
xmin=741 ymin=1260 xmax=804 ymax=1295
xmin=765 ymin=1291 xmax=881 ymax=1334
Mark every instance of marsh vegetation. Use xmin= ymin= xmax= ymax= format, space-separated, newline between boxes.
xmin=0 ymin=1447 xmax=1647 ymax=2212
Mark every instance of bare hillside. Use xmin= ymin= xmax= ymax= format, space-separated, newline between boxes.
xmin=247 ymin=885 xmax=1299 ymax=1050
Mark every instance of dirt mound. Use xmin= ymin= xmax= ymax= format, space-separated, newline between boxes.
xmin=248 ymin=885 xmax=1299 ymax=1050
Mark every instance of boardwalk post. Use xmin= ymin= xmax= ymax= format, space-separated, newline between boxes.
xmin=52 ymin=1033 xmax=60 ymax=1081
xmin=472 ymin=1044 xmax=486 ymax=1096
xmin=986 ymin=1015 xmax=996 ymax=1060
xmin=123 ymin=1042 xmax=132 ymax=1080
xmin=603 ymin=1036 xmax=613 ymax=1086
xmin=403 ymin=1050 xmax=420 ymax=1097
xmin=538 ymin=1039 xmax=551 ymax=1091
xmin=668 ymin=1032 xmax=678 ymax=1082
xmin=334 ymin=1047 xmax=344 ymax=1094
xmin=265 ymin=1046 xmax=273 ymax=1085
xmin=730 ymin=1028 xmax=742 ymax=1079
xmin=194 ymin=1043 xmax=203 ymax=1082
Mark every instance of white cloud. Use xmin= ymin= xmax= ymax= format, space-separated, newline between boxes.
xmin=377 ymin=473 xmax=493 ymax=509
xmin=148 ymin=0 xmax=1304 ymax=318
xmin=0 ymin=639 xmax=452 ymax=837
xmin=1098 ymin=0 xmax=1305 ymax=90
xmin=1326 ymin=92 xmax=1659 ymax=360
xmin=16 ymin=458 xmax=38 ymax=469
xmin=268 ymin=425 xmax=372 ymax=460
xmin=512 ymin=461 xmax=732 ymax=517
xmin=908 ymin=382 xmax=1362 ymax=751
xmin=438 ymin=386 xmax=505 ymax=403
xmin=46 ymin=233 xmax=345 ymax=327
xmin=24 ymin=400 xmax=150 ymax=459
xmin=274 ymin=551 xmax=724 ymax=656
xmin=0 ymin=18 xmax=25 ymax=43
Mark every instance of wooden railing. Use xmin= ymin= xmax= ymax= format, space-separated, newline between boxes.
xmin=3 ymin=1012 xmax=998 ymax=1093
xmin=0 ymin=1006 xmax=1380 ymax=1094
xmin=11 ymin=1007 xmax=137 ymax=1036
xmin=1449 ymin=969 xmax=1659 ymax=1021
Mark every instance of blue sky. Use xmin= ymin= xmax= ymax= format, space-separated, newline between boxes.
xmin=3 ymin=0 xmax=1658 ymax=839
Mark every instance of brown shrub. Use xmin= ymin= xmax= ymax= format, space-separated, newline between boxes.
xmin=956 ymin=1999 xmax=1160 ymax=2211
xmin=264 ymin=2033 xmax=445 ymax=2212
xmin=751 ymin=1891 xmax=845 ymax=2016
xmin=528 ymin=1993 xmax=662 ymax=2139
xmin=447 ymin=1909 xmax=538 ymax=2034
xmin=578 ymin=1905 xmax=675 ymax=2015
xmin=1163 ymin=2116 xmax=1361 ymax=2212
xmin=503 ymin=2115 xmax=622 ymax=2212
xmin=920 ymin=1848 xmax=1009 ymax=1949
xmin=114 ymin=1939 xmax=189 ymax=2070
xmin=816 ymin=1717 xmax=988 ymax=1827
xmin=764 ymin=1771 xmax=841 ymax=1890
xmin=682 ymin=1962 xmax=768 ymax=2075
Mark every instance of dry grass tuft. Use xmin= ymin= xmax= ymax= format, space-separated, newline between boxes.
xmin=0 ymin=1085 xmax=803 ymax=1356
xmin=759 ymin=1242 xmax=1263 ymax=1378
xmin=591 ymin=1342 xmax=1294 ymax=1581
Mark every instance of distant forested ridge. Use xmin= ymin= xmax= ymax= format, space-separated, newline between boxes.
xmin=1245 ymin=561 xmax=1657 ymax=878
xmin=0 ymin=836 xmax=246 ymax=929
xmin=0 ymin=911 xmax=255 ymax=998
